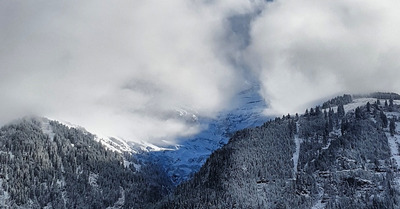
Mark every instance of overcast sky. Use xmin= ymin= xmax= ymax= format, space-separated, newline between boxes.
xmin=1 ymin=0 xmax=400 ymax=144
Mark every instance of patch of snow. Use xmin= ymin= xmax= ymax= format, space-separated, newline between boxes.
xmin=140 ymin=84 xmax=269 ymax=185
xmin=46 ymin=117 xmax=136 ymax=154
xmin=293 ymin=122 xmax=303 ymax=178
xmin=76 ymin=166 xmax=83 ymax=177
xmin=60 ymin=161 xmax=65 ymax=173
xmin=40 ymin=118 xmax=55 ymax=141
xmin=123 ymin=160 xmax=141 ymax=171
xmin=56 ymin=177 xmax=68 ymax=208
xmin=94 ymin=136 xmax=136 ymax=154
xmin=322 ymin=140 xmax=331 ymax=150
xmin=89 ymin=172 xmax=99 ymax=189
xmin=383 ymin=112 xmax=400 ymax=190
xmin=96 ymin=136 xmax=133 ymax=153
xmin=43 ymin=202 xmax=53 ymax=209
xmin=131 ymin=140 xmax=174 ymax=152
xmin=0 ymin=151 xmax=14 ymax=161
xmin=312 ymin=200 xmax=326 ymax=209
xmin=61 ymin=191 xmax=68 ymax=208
xmin=311 ymin=183 xmax=326 ymax=209
xmin=344 ymin=98 xmax=376 ymax=113
xmin=394 ymin=177 xmax=400 ymax=187
xmin=0 ymin=179 xmax=10 ymax=207
xmin=133 ymin=163 xmax=141 ymax=171
xmin=370 ymin=117 xmax=377 ymax=123
xmin=323 ymin=98 xmax=376 ymax=114
xmin=385 ymin=121 xmax=400 ymax=168
xmin=56 ymin=179 xmax=65 ymax=188
xmin=106 ymin=187 xmax=125 ymax=209
xmin=386 ymin=112 xmax=400 ymax=119
xmin=123 ymin=160 xmax=131 ymax=168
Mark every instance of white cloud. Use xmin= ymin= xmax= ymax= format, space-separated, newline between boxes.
xmin=246 ymin=0 xmax=400 ymax=115
xmin=3 ymin=0 xmax=400 ymax=144
xmin=0 ymin=0 xmax=263 ymax=144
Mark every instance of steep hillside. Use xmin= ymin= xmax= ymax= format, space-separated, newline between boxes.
xmin=161 ymin=95 xmax=400 ymax=208
xmin=0 ymin=118 xmax=170 ymax=209
xmin=139 ymin=84 xmax=267 ymax=185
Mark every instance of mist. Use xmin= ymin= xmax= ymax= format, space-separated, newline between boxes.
xmin=246 ymin=0 xmax=400 ymax=115
xmin=0 ymin=0 xmax=263 ymax=144
xmin=1 ymin=0 xmax=400 ymax=144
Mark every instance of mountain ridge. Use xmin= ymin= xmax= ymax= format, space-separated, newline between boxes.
xmin=2 ymin=93 xmax=400 ymax=208
xmin=159 ymin=94 xmax=400 ymax=208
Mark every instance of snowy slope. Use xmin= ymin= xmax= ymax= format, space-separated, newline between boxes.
xmin=292 ymin=122 xmax=303 ymax=179
xmin=140 ymin=84 xmax=268 ymax=184
xmin=41 ymin=117 xmax=135 ymax=154
xmin=34 ymin=84 xmax=267 ymax=186
xmin=323 ymin=97 xmax=376 ymax=113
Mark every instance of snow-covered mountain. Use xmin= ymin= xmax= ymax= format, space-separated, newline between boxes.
xmin=137 ymin=84 xmax=268 ymax=184
xmin=165 ymin=94 xmax=400 ymax=208
xmin=3 ymin=93 xmax=400 ymax=208
xmin=40 ymin=84 xmax=268 ymax=186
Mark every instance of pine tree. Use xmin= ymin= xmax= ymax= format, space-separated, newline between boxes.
xmin=315 ymin=106 xmax=321 ymax=115
xmin=380 ymin=111 xmax=388 ymax=128
xmin=337 ymin=104 xmax=345 ymax=119
xmin=389 ymin=98 xmax=394 ymax=111
xmin=341 ymin=118 xmax=349 ymax=135
xmin=390 ymin=119 xmax=396 ymax=136
xmin=355 ymin=107 xmax=362 ymax=119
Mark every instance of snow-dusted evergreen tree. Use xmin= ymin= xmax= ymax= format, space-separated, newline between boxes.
xmin=160 ymin=94 xmax=400 ymax=209
xmin=390 ymin=118 xmax=396 ymax=136
xmin=0 ymin=118 xmax=172 ymax=208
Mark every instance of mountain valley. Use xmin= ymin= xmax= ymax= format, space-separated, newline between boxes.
xmin=2 ymin=93 xmax=400 ymax=208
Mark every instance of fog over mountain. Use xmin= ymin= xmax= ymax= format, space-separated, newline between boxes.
xmin=1 ymin=0 xmax=400 ymax=144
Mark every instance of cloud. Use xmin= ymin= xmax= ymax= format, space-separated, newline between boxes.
xmin=246 ymin=0 xmax=400 ymax=115
xmin=0 ymin=0 xmax=263 ymax=144
xmin=3 ymin=0 xmax=400 ymax=144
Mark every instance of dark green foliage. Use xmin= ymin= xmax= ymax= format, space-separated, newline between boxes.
xmin=390 ymin=119 xmax=396 ymax=136
xmin=310 ymin=108 xmax=315 ymax=116
xmin=160 ymin=121 xmax=297 ymax=208
xmin=0 ymin=118 xmax=171 ymax=208
xmin=161 ymin=97 xmax=400 ymax=209
xmin=3 ymin=95 xmax=400 ymax=208
xmin=367 ymin=92 xmax=400 ymax=100
xmin=338 ymin=104 xmax=345 ymax=119
xmin=355 ymin=107 xmax=362 ymax=119
xmin=367 ymin=102 xmax=371 ymax=112
xmin=381 ymin=111 xmax=388 ymax=128
xmin=322 ymin=94 xmax=352 ymax=109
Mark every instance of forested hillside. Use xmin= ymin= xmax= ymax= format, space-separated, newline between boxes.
xmin=0 ymin=118 xmax=170 ymax=209
xmin=2 ymin=94 xmax=400 ymax=209
xmin=161 ymin=95 xmax=400 ymax=209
